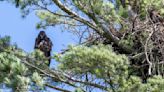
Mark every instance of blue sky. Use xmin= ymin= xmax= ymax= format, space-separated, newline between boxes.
xmin=0 ymin=2 xmax=76 ymax=52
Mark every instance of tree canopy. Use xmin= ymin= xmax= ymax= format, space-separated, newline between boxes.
xmin=0 ymin=0 xmax=164 ymax=92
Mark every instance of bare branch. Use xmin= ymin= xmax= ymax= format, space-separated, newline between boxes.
xmin=144 ymin=25 xmax=155 ymax=76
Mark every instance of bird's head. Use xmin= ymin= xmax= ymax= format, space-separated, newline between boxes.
xmin=39 ymin=31 xmax=47 ymax=39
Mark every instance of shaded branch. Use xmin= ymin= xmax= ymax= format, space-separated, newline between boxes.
xmin=63 ymin=74 xmax=109 ymax=91
xmin=45 ymin=83 xmax=72 ymax=92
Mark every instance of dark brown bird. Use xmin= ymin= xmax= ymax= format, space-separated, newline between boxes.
xmin=34 ymin=31 xmax=53 ymax=66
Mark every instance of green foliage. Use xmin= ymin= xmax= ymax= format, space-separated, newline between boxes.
xmin=58 ymin=44 xmax=129 ymax=90
xmin=31 ymin=49 xmax=50 ymax=66
xmin=0 ymin=36 xmax=45 ymax=92
xmin=32 ymin=72 xmax=44 ymax=87
xmin=36 ymin=10 xmax=61 ymax=29
xmin=116 ymin=75 xmax=164 ymax=92
xmin=119 ymin=35 xmax=134 ymax=50
xmin=58 ymin=44 xmax=129 ymax=77
xmin=74 ymin=88 xmax=84 ymax=92
xmin=72 ymin=0 xmax=104 ymax=15
xmin=117 ymin=6 xmax=128 ymax=18
xmin=57 ymin=44 xmax=164 ymax=92
xmin=0 ymin=36 xmax=10 ymax=51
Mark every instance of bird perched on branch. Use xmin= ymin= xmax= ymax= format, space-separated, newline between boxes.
xmin=34 ymin=31 xmax=53 ymax=66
